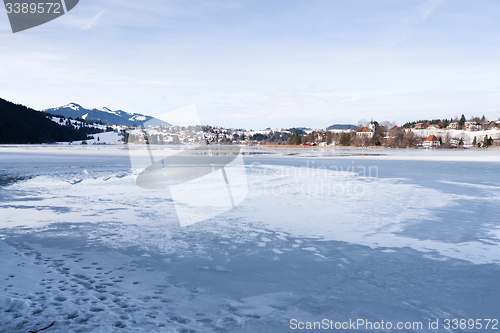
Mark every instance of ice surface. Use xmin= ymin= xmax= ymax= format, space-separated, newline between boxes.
xmin=0 ymin=146 xmax=499 ymax=332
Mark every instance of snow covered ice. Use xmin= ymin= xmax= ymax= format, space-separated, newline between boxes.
xmin=0 ymin=146 xmax=499 ymax=332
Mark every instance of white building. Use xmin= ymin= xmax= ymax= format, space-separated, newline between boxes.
xmin=423 ymin=135 xmax=440 ymax=148
xmin=465 ymin=121 xmax=482 ymax=131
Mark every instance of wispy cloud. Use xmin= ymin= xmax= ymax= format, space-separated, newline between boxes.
xmin=83 ymin=10 xmax=107 ymax=30
xmin=419 ymin=0 xmax=445 ymax=21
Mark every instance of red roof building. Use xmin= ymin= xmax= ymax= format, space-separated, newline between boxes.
xmin=423 ymin=135 xmax=440 ymax=148
xmin=356 ymin=126 xmax=374 ymax=138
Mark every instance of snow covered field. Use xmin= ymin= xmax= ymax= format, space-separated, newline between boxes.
xmin=0 ymin=146 xmax=499 ymax=332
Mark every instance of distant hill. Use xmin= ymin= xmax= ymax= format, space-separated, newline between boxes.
xmin=288 ymin=127 xmax=311 ymax=135
xmin=0 ymin=98 xmax=94 ymax=144
xmin=326 ymin=124 xmax=356 ymax=130
xmin=44 ymin=103 xmax=171 ymax=127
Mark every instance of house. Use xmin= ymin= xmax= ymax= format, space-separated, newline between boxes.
xmin=414 ymin=123 xmax=427 ymax=129
xmin=448 ymin=122 xmax=458 ymax=130
xmin=449 ymin=138 xmax=459 ymax=148
xmin=465 ymin=121 xmax=482 ymax=131
xmin=486 ymin=121 xmax=498 ymax=129
xmin=423 ymin=135 xmax=440 ymax=148
xmin=356 ymin=127 xmax=374 ymax=138
xmin=428 ymin=124 xmax=441 ymax=129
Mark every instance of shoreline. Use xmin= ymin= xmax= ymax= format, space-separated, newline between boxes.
xmin=0 ymin=144 xmax=499 ymax=162
xmin=257 ymin=144 xmax=500 ymax=150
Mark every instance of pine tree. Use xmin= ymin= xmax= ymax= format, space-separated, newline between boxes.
xmin=326 ymin=131 xmax=333 ymax=145
xmin=459 ymin=114 xmax=466 ymax=129
xmin=288 ymin=133 xmax=302 ymax=145
xmin=340 ymin=132 xmax=351 ymax=146
xmin=483 ymin=135 xmax=493 ymax=147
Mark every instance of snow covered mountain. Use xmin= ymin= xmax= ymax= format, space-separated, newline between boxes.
xmin=43 ymin=103 xmax=171 ymax=127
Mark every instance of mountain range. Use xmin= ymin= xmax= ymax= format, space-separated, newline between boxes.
xmin=44 ymin=103 xmax=171 ymax=127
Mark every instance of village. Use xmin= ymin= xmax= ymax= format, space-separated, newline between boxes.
xmin=120 ymin=115 xmax=500 ymax=149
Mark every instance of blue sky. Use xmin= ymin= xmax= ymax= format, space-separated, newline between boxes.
xmin=1 ymin=0 xmax=500 ymax=129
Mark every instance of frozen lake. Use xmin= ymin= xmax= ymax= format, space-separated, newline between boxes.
xmin=0 ymin=146 xmax=499 ymax=332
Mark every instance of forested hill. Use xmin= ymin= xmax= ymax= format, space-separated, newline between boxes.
xmin=0 ymin=98 xmax=91 ymax=144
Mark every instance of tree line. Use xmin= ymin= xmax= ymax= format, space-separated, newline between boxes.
xmin=0 ymin=97 xmax=102 ymax=144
